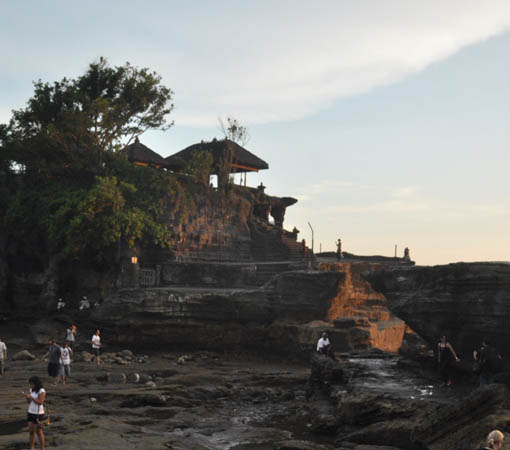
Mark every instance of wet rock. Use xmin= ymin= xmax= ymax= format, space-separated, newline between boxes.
xmin=146 ymin=381 xmax=157 ymax=388
xmin=119 ymin=349 xmax=134 ymax=358
xmin=139 ymin=373 xmax=152 ymax=383
xmin=336 ymin=392 xmax=415 ymax=426
xmin=105 ymin=372 xmax=127 ymax=384
xmin=12 ymin=350 xmax=36 ymax=360
xmin=120 ymin=394 xmax=167 ymax=408
xmin=276 ymin=439 xmax=333 ymax=449
xmin=340 ymin=384 xmax=510 ymax=449
xmin=307 ymin=354 xmax=348 ymax=398
xmin=310 ymin=413 xmax=338 ymax=434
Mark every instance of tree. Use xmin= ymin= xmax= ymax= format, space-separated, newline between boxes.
xmin=0 ymin=58 xmax=179 ymax=267
xmin=218 ymin=117 xmax=250 ymax=146
xmin=2 ymin=57 xmax=174 ymax=176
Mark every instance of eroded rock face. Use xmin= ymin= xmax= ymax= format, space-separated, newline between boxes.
xmin=364 ymin=262 xmax=510 ymax=361
xmin=90 ymin=271 xmax=344 ymax=356
xmin=319 ymin=262 xmax=408 ymax=353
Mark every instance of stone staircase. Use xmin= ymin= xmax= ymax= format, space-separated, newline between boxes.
xmin=249 ymin=218 xmax=314 ymax=264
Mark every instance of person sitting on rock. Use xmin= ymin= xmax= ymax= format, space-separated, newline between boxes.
xmin=316 ymin=332 xmax=336 ymax=360
xmin=477 ymin=429 xmax=505 ymax=450
xmin=79 ymin=296 xmax=90 ymax=311
xmin=437 ymin=335 xmax=460 ymax=388
xmin=56 ymin=298 xmax=66 ymax=310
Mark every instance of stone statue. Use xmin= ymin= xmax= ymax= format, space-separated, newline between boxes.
xmin=404 ymin=247 xmax=410 ymax=260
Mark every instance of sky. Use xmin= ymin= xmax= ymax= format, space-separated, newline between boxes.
xmin=2 ymin=0 xmax=510 ymax=266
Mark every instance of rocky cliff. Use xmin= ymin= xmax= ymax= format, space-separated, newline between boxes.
xmin=319 ymin=261 xmax=410 ymax=354
xmin=71 ymin=270 xmax=344 ymax=358
xmin=364 ymin=262 xmax=510 ymax=361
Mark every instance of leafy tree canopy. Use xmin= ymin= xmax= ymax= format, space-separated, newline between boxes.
xmin=0 ymin=58 xmax=199 ymax=268
xmin=1 ymin=57 xmax=174 ymax=178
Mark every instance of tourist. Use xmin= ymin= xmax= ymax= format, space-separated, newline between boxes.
xmin=317 ymin=332 xmax=337 ymax=360
xmin=56 ymin=297 xmax=66 ymax=310
xmin=477 ymin=430 xmax=504 ymax=450
xmin=336 ymin=238 xmax=342 ymax=260
xmin=437 ymin=335 xmax=460 ymax=387
xmin=45 ymin=339 xmax=62 ymax=385
xmin=66 ymin=325 xmax=77 ymax=350
xmin=474 ymin=339 xmax=502 ymax=387
xmin=59 ymin=341 xmax=72 ymax=384
xmin=0 ymin=337 xmax=7 ymax=376
xmin=24 ymin=376 xmax=46 ymax=450
xmin=91 ymin=329 xmax=101 ymax=365
xmin=301 ymin=239 xmax=306 ymax=262
xmin=79 ymin=296 xmax=91 ymax=310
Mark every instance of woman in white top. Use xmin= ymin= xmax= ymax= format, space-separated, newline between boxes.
xmin=23 ymin=375 xmax=46 ymax=450
xmin=91 ymin=329 xmax=101 ymax=365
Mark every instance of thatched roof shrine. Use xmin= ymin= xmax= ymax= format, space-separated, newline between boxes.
xmin=126 ymin=138 xmax=167 ymax=168
xmin=165 ymin=139 xmax=269 ymax=173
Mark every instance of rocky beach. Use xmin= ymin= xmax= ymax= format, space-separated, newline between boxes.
xmin=1 ymin=333 xmax=509 ymax=450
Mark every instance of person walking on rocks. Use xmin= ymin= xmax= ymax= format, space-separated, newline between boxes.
xmin=91 ymin=329 xmax=101 ymax=365
xmin=45 ymin=339 xmax=62 ymax=386
xmin=66 ymin=325 xmax=77 ymax=350
xmin=24 ymin=375 xmax=46 ymax=450
xmin=477 ymin=429 xmax=504 ymax=450
xmin=59 ymin=341 xmax=72 ymax=384
xmin=437 ymin=335 xmax=460 ymax=387
xmin=0 ymin=337 xmax=7 ymax=376
xmin=474 ymin=339 xmax=502 ymax=387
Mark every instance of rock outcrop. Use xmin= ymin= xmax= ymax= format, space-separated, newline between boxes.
xmin=364 ymin=262 xmax=510 ymax=361
xmin=319 ymin=262 xmax=409 ymax=354
xmin=87 ymin=270 xmax=344 ymax=357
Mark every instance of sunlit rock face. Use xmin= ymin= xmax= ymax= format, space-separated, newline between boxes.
xmin=319 ymin=262 xmax=408 ymax=353
xmin=363 ymin=262 xmax=510 ymax=361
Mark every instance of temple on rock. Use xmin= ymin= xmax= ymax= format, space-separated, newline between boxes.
xmin=119 ymin=138 xmax=313 ymax=289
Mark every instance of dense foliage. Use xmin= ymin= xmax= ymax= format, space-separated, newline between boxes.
xmin=0 ymin=58 xmax=194 ymax=267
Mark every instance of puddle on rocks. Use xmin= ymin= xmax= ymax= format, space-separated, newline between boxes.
xmin=348 ymin=357 xmax=435 ymax=400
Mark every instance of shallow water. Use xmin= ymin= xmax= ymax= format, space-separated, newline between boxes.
xmin=348 ymin=357 xmax=435 ymax=399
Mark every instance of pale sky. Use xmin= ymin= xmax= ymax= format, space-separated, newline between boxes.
xmin=2 ymin=0 xmax=510 ymax=265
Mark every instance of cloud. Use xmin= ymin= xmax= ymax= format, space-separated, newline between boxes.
xmin=392 ymin=186 xmax=418 ymax=198
xmin=166 ymin=1 xmax=510 ymax=126
xmin=2 ymin=1 xmax=510 ymax=127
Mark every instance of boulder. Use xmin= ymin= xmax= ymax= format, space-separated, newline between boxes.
xmin=12 ymin=350 xmax=36 ymax=361
xmin=105 ymin=372 xmax=126 ymax=384
xmin=81 ymin=351 xmax=94 ymax=362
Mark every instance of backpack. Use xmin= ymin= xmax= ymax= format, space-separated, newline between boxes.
xmin=484 ymin=346 xmax=503 ymax=373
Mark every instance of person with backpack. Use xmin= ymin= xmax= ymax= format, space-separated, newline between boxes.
xmin=474 ymin=339 xmax=502 ymax=386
